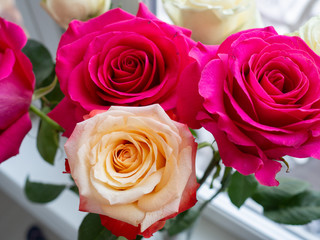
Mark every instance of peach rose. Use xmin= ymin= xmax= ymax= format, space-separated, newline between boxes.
xmin=64 ymin=104 xmax=198 ymax=239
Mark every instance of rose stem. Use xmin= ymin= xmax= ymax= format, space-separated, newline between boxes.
xmin=199 ymin=166 xmax=233 ymax=212
xmin=198 ymin=150 xmax=221 ymax=187
xmin=29 ymin=104 xmax=64 ymax=132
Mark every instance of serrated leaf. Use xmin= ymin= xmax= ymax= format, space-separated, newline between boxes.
xmin=252 ymin=177 xmax=310 ymax=209
xmin=263 ymin=191 xmax=320 ymax=225
xmin=228 ymin=172 xmax=258 ymax=208
xmin=24 ymin=177 xmax=65 ymax=203
xmin=165 ymin=209 xmax=200 ymax=236
xmin=22 ymin=39 xmax=54 ymax=87
xmin=252 ymin=178 xmax=320 ymax=225
xmin=78 ymin=213 xmax=118 ymax=240
xmin=37 ymin=106 xmax=60 ymax=165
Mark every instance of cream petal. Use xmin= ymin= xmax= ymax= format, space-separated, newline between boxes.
xmin=101 ymin=203 xmax=146 ymax=227
xmin=137 ymin=156 xmax=178 ymax=212
xmin=141 ymin=197 xmax=181 ymax=232
xmin=91 ymin=168 xmax=164 ymax=204
xmin=96 ymin=114 xmax=125 ymax=134
xmin=72 ymin=144 xmax=93 ymax=196
xmin=138 ymin=147 xmax=193 ymax=212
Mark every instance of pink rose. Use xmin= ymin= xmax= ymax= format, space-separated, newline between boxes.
xmin=198 ymin=27 xmax=320 ymax=186
xmin=49 ymin=3 xmax=196 ymax=136
xmin=64 ymin=104 xmax=198 ymax=239
xmin=176 ymin=42 xmax=218 ymax=128
xmin=0 ymin=17 xmax=35 ymax=163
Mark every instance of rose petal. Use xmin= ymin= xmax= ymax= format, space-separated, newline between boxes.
xmin=0 ymin=112 xmax=31 ymax=163
xmin=48 ymin=97 xmax=88 ymax=137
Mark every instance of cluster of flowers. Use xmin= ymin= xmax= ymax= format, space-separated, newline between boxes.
xmin=1 ymin=2 xmax=320 ymax=240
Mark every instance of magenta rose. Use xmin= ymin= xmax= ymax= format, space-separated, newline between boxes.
xmin=49 ymin=3 xmax=196 ymax=136
xmin=0 ymin=17 xmax=35 ymax=163
xmin=198 ymin=27 xmax=320 ymax=186
xmin=176 ymin=42 xmax=218 ymax=128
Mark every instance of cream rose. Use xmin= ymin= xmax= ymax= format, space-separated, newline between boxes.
xmin=40 ymin=0 xmax=111 ymax=29
xmin=0 ymin=0 xmax=24 ymax=27
xmin=162 ymin=0 xmax=262 ymax=44
xmin=64 ymin=104 xmax=198 ymax=239
xmin=288 ymin=15 xmax=320 ymax=55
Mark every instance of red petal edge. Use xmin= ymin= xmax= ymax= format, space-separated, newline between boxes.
xmin=63 ymin=158 xmax=71 ymax=174
xmin=100 ymin=215 xmax=166 ymax=240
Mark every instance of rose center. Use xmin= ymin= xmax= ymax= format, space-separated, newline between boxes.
xmin=123 ymin=56 xmax=137 ymax=68
xmin=113 ymin=143 xmax=140 ymax=173
xmin=268 ymin=73 xmax=285 ymax=91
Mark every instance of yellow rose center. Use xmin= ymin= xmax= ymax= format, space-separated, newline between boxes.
xmin=113 ymin=143 xmax=141 ymax=173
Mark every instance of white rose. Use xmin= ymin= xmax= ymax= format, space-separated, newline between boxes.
xmin=0 ymin=0 xmax=24 ymax=27
xmin=288 ymin=15 xmax=320 ymax=55
xmin=64 ymin=105 xmax=198 ymax=239
xmin=162 ymin=0 xmax=262 ymax=44
xmin=40 ymin=0 xmax=111 ymax=29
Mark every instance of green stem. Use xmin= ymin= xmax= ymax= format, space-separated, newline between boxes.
xmin=29 ymin=105 xmax=64 ymax=132
xmin=197 ymin=141 xmax=215 ymax=151
xmin=199 ymin=167 xmax=233 ymax=212
xmin=198 ymin=151 xmax=220 ymax=187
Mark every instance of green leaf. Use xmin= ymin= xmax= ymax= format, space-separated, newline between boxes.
xmin=22 ymin=39 xmax=54 ymax=87
xmin=165 ymin=209 xmax=200 ymax=236
xmin=263 ymin=190 xmax=320 ymax=225
xmin=228 ymin=172 xmax=258 ymax=208
xmin=189 ymin=128 xmax=198 ymax=138
xmin=252 ymin=178 xmax=320 ymax=225
xmin=37 ymin=106 xmax=60 ymax=165
xmin=252 ymin=177 xmax=310 ymax=209
xmin=78 ymin=213 xmax=118 ymax=240
xmin=24 ymin=176 xmax=65 ymax=203
xmin=69 ymin=185 xmax=79 ymax=195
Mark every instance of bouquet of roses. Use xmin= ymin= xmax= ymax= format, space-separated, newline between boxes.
xmin=1 ymin=1 xmax=320 ymax=240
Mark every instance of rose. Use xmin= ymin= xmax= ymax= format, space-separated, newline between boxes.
xmin=40 ymin=0 xmax=111 ymax=29
xmin=0 ymin=17 xmax=35 ymax=163
xmin=198 ymin=27 xmax=320 ymax=186
xmin=176 ymin=42 xmax=218 ymax=128
xmin=64 ymin=104 xmax=198 ymax=239
xmin=288 ymin=15 xmax=320 ymax=55
xmin=162 ymin=0 xmax=262 ymax=44
xmin=48 ymin=3 xmax=196 ymax=137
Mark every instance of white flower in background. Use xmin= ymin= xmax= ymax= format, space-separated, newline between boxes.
xmin=288 ymin=15 xmax=320 ymax=55
xmin=0 ymin=0 xmax=24 ymax=26
xmin=40 ymin=0 xmax=111 ymax=29
xmin=162 ymin=0 xmax=262 ymax=44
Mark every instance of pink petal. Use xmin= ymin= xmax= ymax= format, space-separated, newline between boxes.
xmin=0 ymin=112 xmax=31 ymax=163
xmin=48 ymin=98 xmax=88 ymax=137
xmin=255 ymin=158 xmax=281 ymax=186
